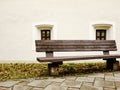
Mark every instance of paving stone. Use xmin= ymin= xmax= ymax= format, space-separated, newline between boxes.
xmin=104 ymin=81 xmax=115 ymax=88
xmin=76 ymin=76 xmax=94 ymax=82
xmin=31 ymin=87 xmax=44 ymax=90
xmin=0 ymin=87 xmax=11 ymax=90
xmin=104 ymin=87 xmax=115 ymax=90
xmin=88 ymin=73 xmax=104 ymax=78
xmin=61 ymin=80 xmax=81 ymax=88
xmin=0 ymin=81 xmax=20 ymax=87
xmin=51 ymin=82 xmax=61 ymax=86
xmin=18 ymin=81 xmax=28 ymax=86
xmin=115 ymin=77 xmax=120 ymax=82
xmin=105 ymin=76 xmax=115 ymax=81
xmin=20 ymin=78 xmax=34 ymax=83
xmin=44 ymin=85 xmax=67 ymax=90
xmin=13 ymin=85 xmax=32 ymax=90
xmin=117 ymin=87 xmax=120 ymax=90
xmin=76 ymin=77 xmax=86 ymax=82
xmin=94 ymin=80 xmax=115 ymax=88
xmin=82 ymin=82 xmax=93 ymax=86
xmin=95 ymin=77 xmax=104 ymax=81
xmin=115 ymin=82 xmax=120 ymax=87
xmin=114 ymin=73 xmax=120 ymax=77
xmin=94 ymin=79 xmax=104 ymax=87
xmin=80 ymin=85 xmax=98 ymax=90
xmin=65 ymin=76 xmax=77 ymax=81
xmin=28 ymin=80 xmax=52 ymax=88
xmin=105 ymin=73 xmax=114 ymax=76
xmin=95 ymin=87 xmax=103 ymax=90
xmin=47 ymin=78 xmax=65 ymax=83
xmin=67 ymin=87 xmax=80 ymax=90
xmin=105 ymin=74 xmax=120 ymax=82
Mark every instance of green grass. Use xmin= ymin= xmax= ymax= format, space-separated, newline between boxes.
xmin=0 ymin=62 xmax=117 ymax=81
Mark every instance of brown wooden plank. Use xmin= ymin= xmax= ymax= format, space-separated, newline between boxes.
xmin=37 ymin=54 xmax=120 ymax=62
xmin=36 ymin=46 xmax=117 ymax=52
xmin=36 ymin=48 xmax=116 ymax=52
xmin=35 ymin=40 xmax=116 ymax=43
xmin=36 ymin=43 xmax=116 ymax=46
xmin=35 ymin=40 xmax=116 ymax=46
xmin=36 ymin=46 xmax=116 ymax=49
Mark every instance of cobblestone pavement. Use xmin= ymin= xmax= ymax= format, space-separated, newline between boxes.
xmin=1 ymin=72 xmax=120 ymax=90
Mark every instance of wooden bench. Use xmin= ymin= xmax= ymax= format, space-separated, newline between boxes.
xmin=35 ymin=40 xmax=120 ymax=75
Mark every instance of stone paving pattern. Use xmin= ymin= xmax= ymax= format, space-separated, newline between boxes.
xmin=1 ymin=72 xmax=120 ymax=90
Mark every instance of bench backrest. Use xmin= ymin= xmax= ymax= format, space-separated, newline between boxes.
xmin=35 ymin=40 xmax=117 ymax=52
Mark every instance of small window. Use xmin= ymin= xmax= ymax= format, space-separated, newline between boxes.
xmin=41 ymin=30 xmax=51 ymax=40
xmin=96 ymin=30 xmax=106 ymax=40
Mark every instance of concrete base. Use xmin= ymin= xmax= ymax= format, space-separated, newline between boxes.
xmin=48 ymin=62 xmax=63 ymax=76
xmin=113 ymin=61 xmax=119 ymax=70
xmin=106 ymin=59 xmax=119 ymax=70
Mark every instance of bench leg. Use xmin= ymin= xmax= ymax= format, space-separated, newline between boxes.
xmin=106 ymin=59 xmax=119 ymax=70
xmin=48 ymin=62 xmax=63 ymax=76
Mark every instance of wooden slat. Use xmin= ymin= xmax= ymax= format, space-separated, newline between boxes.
xmin=36 ymin=40 xmax=115 ymax=46
xmin=37 ymin=54 xmax=120 ymax=62
xmin=36 ymin=43 xmax=115 ymax=46
xmin=36 ymin=46 xmax=116 ymax=49
xmin=36 ymin=40 xmax=115 ymax=43
xmin=36 ymin=47 xmax=117 ymax=52
xmin=36 ymin=49 xmax=117 ymax=51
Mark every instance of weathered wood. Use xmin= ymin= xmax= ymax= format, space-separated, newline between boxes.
xmin=37 ymin=54 xmax=120 ymax=62
xmin=35 ymin=40 xmax=117 ymax=52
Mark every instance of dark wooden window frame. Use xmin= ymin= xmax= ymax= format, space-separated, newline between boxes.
xmin=96 ymin=29 xmax=106 ymax=40
xmin=41 ymin=30 xmax=51 ymax=40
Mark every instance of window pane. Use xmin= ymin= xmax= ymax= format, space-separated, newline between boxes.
xmin=42 ymin=38 xmax=45 ymax=40
xmin=42 ymin=31 xmax=45 ymax=34
xmin=42 ymin=34 xmax=45 ymax=37
xmin=47 ymin=31 xmax=50 ymax=36
xmin=96 ymin=30 xmax=106 ymax=40
xmin=41 ymin=30 xmax=51 ymax=40
xmin=97 ymin=32 xmax=100 ymax=36
xmin=101 ymin=32 xmax=105 ymax=36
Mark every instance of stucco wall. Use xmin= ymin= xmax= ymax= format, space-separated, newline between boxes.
xmin=0 ymin=0 xmax=120 ymax=62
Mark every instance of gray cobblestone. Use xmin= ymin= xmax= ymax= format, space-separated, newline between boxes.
xmin=0 ymin=81 xmax=20 ymax=87
xmin=61 ymin=80 xmax=82 ymax=88
xmin=76 ymin=77 xmax=94 ymax=82
xmin=44 ymin=85 xmax=67 ymax=90
xmin=13 ymin=85 xmax=32 ymax=90
xmin=31 ymin=88 xmax=44 ymax=90
xmin=28 ymin=80 xmax=52 ymax=88
xmin=0 ymin=87 xmax=11 ymax=90
xmin=47 ymin=78 xmax=65 ymax=82
xmin=80 ymin=85 xmax=98 ymax=90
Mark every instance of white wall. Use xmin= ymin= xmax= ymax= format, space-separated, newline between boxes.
xmin=0 ymin=0 xmax=120 ymax=62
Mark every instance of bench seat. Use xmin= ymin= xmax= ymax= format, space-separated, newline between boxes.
xmin=37 ymin=54 xmax=120 ymax=62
